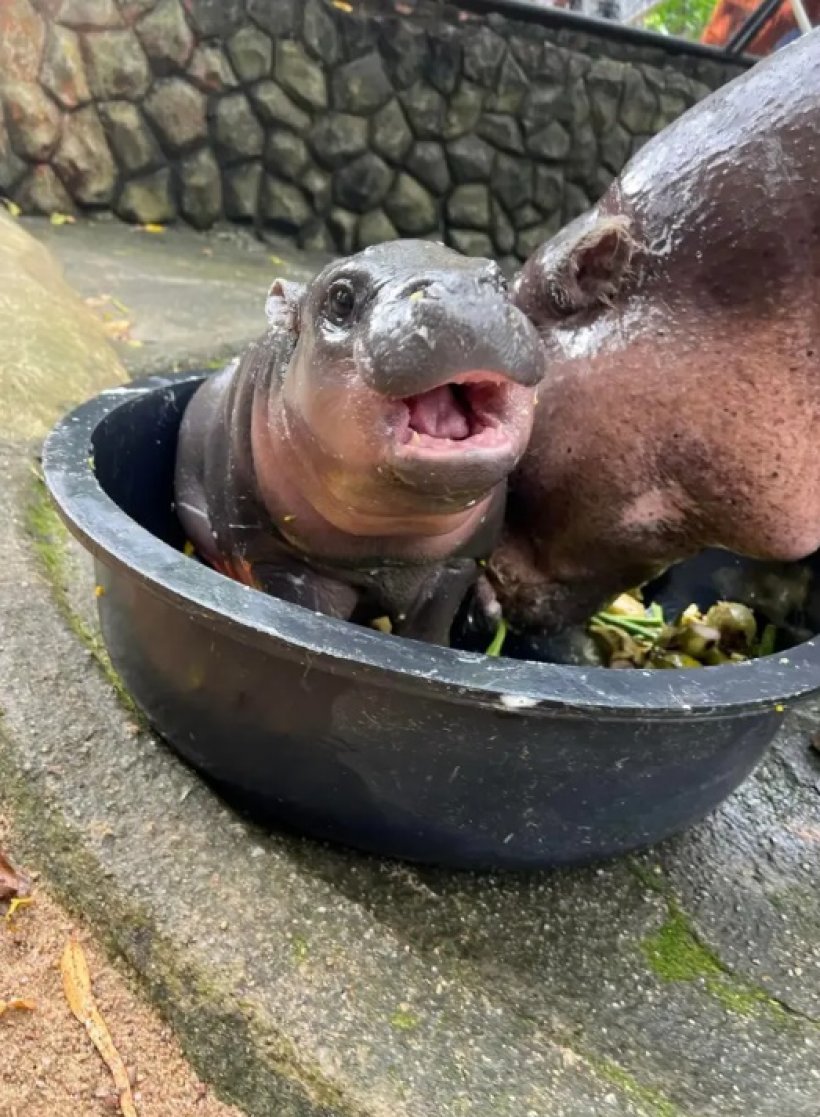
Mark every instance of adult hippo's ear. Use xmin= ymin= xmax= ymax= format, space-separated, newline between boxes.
xmin=265 ymin=278 xmax=306 ymax=333
xmin=513 ymin=215 xmax=639 ymax=326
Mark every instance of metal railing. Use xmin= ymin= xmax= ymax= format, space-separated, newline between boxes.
xmin=444 ymin=0 xmax=757 ymax=61
xmin=437 ymin=0 xmax=815 ymax=60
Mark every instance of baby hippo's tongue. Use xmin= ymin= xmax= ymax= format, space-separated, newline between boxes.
xmin=406 ymin=384 xmax=471 ymax=440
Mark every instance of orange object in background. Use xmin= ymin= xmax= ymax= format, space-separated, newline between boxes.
xmin=701 ymin=0 xmax=819 ymax=53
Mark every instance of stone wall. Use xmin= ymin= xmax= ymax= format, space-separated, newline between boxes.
xmin=0 ymin=0 xmax=749 ymax=262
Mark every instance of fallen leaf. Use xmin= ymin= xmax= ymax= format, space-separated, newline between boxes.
xmin=50 ymin=212 xmax=76 ymax=226
xmin=268 ymin=254 xmax=286 ymax=266
xmin=0 ymin=998 xmax=36 ymax=1016
xmin=332 ymin=0 xmax=353 ymax=9
xmin=0 ymin=849 xmax=29 ymax=903
xmin=84 ymin=295 xmax=111 ymax=310
xmin=138 ymin=223 xmax=165 ymax=234
xmin=61 ymin=936 xmax=138 ymax=1117
xmin=1 ymin=198 xmax=21 ymax=217
xmin=5 ymin=896 xmax=34 ymax=926
xmin=102 ymin=318 xmax=133 ymax=340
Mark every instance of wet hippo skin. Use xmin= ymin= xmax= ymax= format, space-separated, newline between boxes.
xmin=174 ymin=240 xmax=544 ymax=645
xmin=490 ymin=30 xmax=820 ymax=636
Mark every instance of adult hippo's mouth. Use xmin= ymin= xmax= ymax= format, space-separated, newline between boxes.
xmin=393 ymin=371 xmax=531 ymax=460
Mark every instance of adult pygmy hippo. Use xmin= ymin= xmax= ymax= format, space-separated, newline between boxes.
xmin=488 ymin=30 xmax=820 ymax=636
xmin=174 ymin=240 xmax=543 ymax=645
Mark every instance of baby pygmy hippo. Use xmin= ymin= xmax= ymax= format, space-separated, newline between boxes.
xmin=488 ymin=30 xmax=820 ymax=636
xmin=174 ymin=240 xmax=543 ymax=645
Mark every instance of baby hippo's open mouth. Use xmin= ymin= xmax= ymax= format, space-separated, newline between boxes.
xmin=398 ymin=374 xmax=515 ymax=454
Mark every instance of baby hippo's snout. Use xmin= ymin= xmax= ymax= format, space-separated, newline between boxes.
xmin=363 ymin=264 xmax=544 ymax=400
xmin=351 ymin=252 xmax=546 ymax=498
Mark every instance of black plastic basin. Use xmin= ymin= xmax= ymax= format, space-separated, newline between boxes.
xmin=42 ymin=372 xmax=820 ymax=869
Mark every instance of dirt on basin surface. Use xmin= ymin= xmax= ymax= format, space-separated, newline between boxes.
xmin=0 ymin=819 xmax=244 ymax=1117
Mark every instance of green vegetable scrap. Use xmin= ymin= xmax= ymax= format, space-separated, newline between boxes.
xmin=485 ymin=617 xmax=508 ymax=657
xmin=588 ymin=592 xmax=778 ymax=670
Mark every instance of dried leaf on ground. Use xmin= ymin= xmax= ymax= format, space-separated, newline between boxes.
xmin=50 ymin=213 xmax=76 ymax=226
xmin=5 ymin=896 xmax=34 ymax=927
xmin=101 ymin=318 xmax=134 ymax=341
xmin=0 ymin=848 xmax=30 ymax=904
xmin=137 ymin=224 xmax=165 ymax=234
xmin=82 ymin=295 xmax=142 ymax=347
xmin=61 ymin=936 xmax=138 ymax=1117
xmin=1 ymin=198 xmax=21 ymax=217
xmin=0 ymin=998 xmax=36 ymax=1017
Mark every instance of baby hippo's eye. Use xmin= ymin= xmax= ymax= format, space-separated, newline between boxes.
xmin=327 ymin=280 xmax=356 ymax=325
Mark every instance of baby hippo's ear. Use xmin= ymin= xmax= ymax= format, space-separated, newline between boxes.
xmin=265 ymin=278 xmax=306 ymax=332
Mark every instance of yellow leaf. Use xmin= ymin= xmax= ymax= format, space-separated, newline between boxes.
xmin=94 ymin=585 xmax=106 ymax=597
xmin=332 ymin=0 xmax=353 ymax=9
xmin=1 ymin=199 xmax=21 ymax=218
xmin=61 ymin=936 xmax=138 ymax=1117
xmin=50 ymin=212 xmax=76 ymax=226
xmin=5 ymin=896 xmax=34 ymax=926
xmin=139 ymin=223 xmax=165 ymax=234
xmin=183 ymin=540 xmax=196 ymax=557
xmin=0 ymin=997 xmax=36 ymax=1016
xmin=268 ymin=254 xmax=286 ymax=265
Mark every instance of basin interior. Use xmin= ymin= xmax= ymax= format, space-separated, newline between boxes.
xmin=90 ymin=375 xmax=820 ymax=665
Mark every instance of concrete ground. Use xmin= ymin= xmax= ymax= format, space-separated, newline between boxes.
xmin=2 ymin=215 xmax=820 ymax=1117
xmin=28 ymin=214 xmax=327 ymax=376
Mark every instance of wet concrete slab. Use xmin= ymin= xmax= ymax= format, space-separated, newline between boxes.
xmin=24 ymin=215 xmax=327 ymax=377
